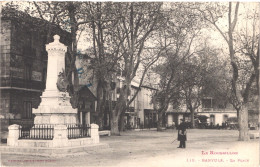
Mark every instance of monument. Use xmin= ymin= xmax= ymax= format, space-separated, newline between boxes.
xmin=4 ymin=35 xmax=106 ymax=156
xmin=32 ymin=34 xmax=77 ymax=125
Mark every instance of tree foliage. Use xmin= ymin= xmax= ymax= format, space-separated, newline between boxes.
xmin=151 ymin=3 xmax=204 ymax=130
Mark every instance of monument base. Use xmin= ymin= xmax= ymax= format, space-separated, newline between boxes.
xmin=6 ymin=124 xmax=102 ymax=156
xmin=34 ymin=113 xmax=77 ymax=125
xmin=33 ymin=91 xmax=78 ymax=125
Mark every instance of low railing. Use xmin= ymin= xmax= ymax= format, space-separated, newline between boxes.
xmin=19 ymin=124 xmax=54 ymax=140
xmin=18 ymin=124 xmax=90 ymax=140
xmin=67 ymin=124 xmax=91 ymax=139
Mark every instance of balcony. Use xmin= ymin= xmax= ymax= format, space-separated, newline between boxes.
xmin=0 ymin=77 xmax=45 ymax=91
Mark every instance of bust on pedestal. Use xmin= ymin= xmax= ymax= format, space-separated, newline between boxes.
xmin=33 ymin=35 xmax=77 ymax=125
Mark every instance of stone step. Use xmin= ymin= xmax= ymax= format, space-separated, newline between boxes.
xmin=99 ymin=130 xmax=111 ymax=136
xmin=0 ymin=143 xmax=109 ymax=157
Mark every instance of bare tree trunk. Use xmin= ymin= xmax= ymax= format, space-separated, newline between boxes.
xmin=157 ymin=106 xmax=168 ymax=131
xmin=97 ymin=101 xmax=105 ymax=130
xmin=97 ymin=81 xmax=108 ymax=130
xmin=110 ymin=111 xmax=120 ymax=135
xmin=110 ymin=97 xmax=126 ymax=135
xmin=227 ymin=2 xmax=249 ymax=141
xmin=96 ymin=81 xmax=103 ymax=129
xmin=67 ymin=2 xmax=80 ymax=109
xmin=236 ymin=109 xmax=239 ymax=118
xmin=191 ymin=109 xmax=195 ymax=128
xmin=257 ymin=44 xmax=260 ymax=126
xmin=238 ymin=105 xmax=249 ymax=141
xmin=111 ymin=92 xmax=127 ymax=135
xmin=119 ymin=111 xmax=125 ymax=132
xmin=157 ymin=111 xmax=163 ymax=131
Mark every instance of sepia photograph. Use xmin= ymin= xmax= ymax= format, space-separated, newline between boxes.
xmin=0 ymin=1 xmax=259 ymax=167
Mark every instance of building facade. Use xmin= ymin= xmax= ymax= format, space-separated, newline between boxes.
xmin=166 ymin=96 xmax=259 ymax=129
xmin=166 ymin=97 xmax=237 ymax=128
xmin=123 ymin=79 xmax=157 ymax=129
xmin=166 ymin=101 xmax=193 ymax=128
xmin=197 ymin=97 xmax=237 ymax=126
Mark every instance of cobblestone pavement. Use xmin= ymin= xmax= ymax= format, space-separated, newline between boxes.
xmin=1 ymin=129 xmax=259 ymax=167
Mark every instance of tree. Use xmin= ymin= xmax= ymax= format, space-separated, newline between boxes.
xmin=152 ymin=53 xmax=185 ymax=131
xmin=152 ymin=3 xmax=203 ymax=131
xmin=236 ymin=5 xmax=259 ymax=108
xmin=181 ymin=45 xmax=231 ymax=128
xmin=180 ymin=61 xmax=203 ymax=128
xmin=198 ymin=46 xmax=231 ymax=110
xmin=108 ymin=2 xmax=164 ymax=135
xmin=83 ymin=2 xmax=122 ymax=129
xmin=82 ymin=2 xmax=163 ymax=132
xmin=196 ymin=2 xmax=259 ymax=140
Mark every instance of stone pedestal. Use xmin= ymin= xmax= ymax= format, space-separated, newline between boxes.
xmin=53 ymin=125 xmax=69 ymax=147
xmin=91 ymin=124 xmax=99 ymax=143
xmin=7 ymin=124 xmax=19 ymax=146
xmin=33 ymin=35 xmax=77 ymax=125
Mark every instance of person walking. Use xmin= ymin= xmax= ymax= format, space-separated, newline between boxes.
xmin=177 ymin=119 xmax=187 ymax=148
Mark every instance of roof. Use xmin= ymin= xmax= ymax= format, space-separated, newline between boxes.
xmin=78 ymin=85 xmax=97 ymax=101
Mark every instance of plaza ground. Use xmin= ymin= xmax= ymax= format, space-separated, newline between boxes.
xmin=1 ymin=129 xmax=259 ymax=167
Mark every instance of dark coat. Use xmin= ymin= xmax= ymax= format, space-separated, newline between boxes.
xmin=177 ymin=122 xmax=187 ymax=141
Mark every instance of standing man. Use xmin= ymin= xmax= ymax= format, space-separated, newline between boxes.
xmin=177 ymin=119 xmax=187 ymax=148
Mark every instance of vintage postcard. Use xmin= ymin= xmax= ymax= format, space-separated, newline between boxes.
xmin=0 ymin=1 xmax=259 ymax=167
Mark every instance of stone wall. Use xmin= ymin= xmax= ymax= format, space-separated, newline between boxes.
xmin=0 ymin=19 xmax=11 ymax=128
xmin=0 ymin=20 xmax=11 ymax=78
xmin=0 ymin=90 xmax=10 ymax=131
xmin=10 ymin=19 xmax=46 ymax=81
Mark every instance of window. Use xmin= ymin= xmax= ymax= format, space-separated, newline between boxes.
xmin=210 ymin=115 xmax=215 ymax=125
xmin=23 ymin=101 xmax=32 ymax=119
